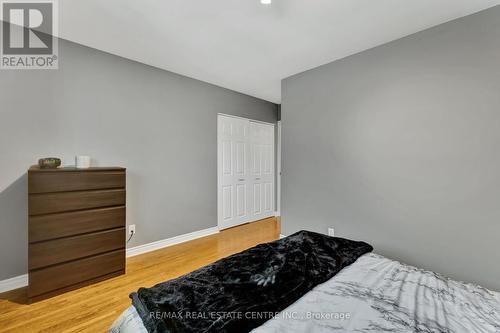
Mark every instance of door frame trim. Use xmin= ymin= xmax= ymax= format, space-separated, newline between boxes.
xmin=276 ymin=120 xmax=282 ymax=216
xmin=217 ymin=113 xmax=276 ymax=230
xmin=217 ymin=113 xmax=275 ymax=126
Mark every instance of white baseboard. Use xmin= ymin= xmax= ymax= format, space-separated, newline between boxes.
xmin=279 ymin=234 xmax=286 ymax=239
xmin=0 ymin=227 xmax=220 ymax=293
xmin=126 ymin=226 xmax=219 ymax=257
xmin=0 ymin=274 xmax=28 ymax=293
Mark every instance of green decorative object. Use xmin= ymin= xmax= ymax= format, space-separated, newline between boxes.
xmin=38 ymin=157 xmax=61 ymax=169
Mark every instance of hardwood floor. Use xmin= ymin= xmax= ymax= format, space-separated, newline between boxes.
xmin=0 ymin=217 xmax=280 ymax=333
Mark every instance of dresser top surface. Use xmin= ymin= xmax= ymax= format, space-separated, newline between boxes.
xmin=29 ymin=166 xmax=126 ymax=173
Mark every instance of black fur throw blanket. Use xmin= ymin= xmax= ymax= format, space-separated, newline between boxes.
xmin=130 ymin=230 xmax=373 ymax=333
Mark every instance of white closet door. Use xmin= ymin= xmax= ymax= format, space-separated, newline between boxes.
xmin=218 ymin=115 xmax=275 ymax=230
xmin=249 ymin=121 xmax=275 ymax=221
xmin=218 ymin=115 xmax=251 ymax=229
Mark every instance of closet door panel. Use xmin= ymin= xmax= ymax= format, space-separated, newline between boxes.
xmin=249 ymin=122 xmax=275 ymax=221
xmin=218 ymin=115 xmax=251 ymax=229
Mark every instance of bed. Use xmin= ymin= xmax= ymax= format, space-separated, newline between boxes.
xmin=110 ymin=232 xmax=500 ymax=333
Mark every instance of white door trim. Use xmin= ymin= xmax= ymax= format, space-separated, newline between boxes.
xmin=276 ymin=120 xmax=282 ymax=216
xmin=218 ymin=113 xmax=275 ymax=126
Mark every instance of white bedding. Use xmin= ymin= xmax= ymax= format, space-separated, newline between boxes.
xmin=110 ymin=253 xmax=500 ymax=332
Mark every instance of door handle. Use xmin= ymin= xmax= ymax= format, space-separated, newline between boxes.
xmin=238 ymin=178 xmax=245 ymax=181
xmin=255 ymin=178 xmax=261 ymax=180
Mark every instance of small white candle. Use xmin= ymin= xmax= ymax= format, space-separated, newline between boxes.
xmin=75 ymin=156 xmax=91 ymax=169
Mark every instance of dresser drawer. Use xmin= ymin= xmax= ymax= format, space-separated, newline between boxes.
xmin=29 ymin=170 xmax=125 ymax=194
xmin=29 ymin=189 xmax=125 ymax=215
xmin=29 ymin=228 xmax=125 ymax=270
xmin=29 ymin=249 xmax=125 ymax=298
xmin=29 ymin=206 xmax=126 ymax=243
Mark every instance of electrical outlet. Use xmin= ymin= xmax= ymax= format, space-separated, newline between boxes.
xmin=328 ymin=227 xmax=335 ymax=237
xmin=129 ymin=224 xmax=136 ymax=235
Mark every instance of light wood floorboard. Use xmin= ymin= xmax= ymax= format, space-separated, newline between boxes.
xmin=0 ymin=217 xmax=280 ymax=333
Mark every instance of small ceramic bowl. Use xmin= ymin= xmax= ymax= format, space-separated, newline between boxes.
xmin=38 ymin=157 xmax=61 ymax=169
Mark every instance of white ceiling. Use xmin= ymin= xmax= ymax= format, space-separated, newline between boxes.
xmin=59 ymin=0 xmax=500 ymax=103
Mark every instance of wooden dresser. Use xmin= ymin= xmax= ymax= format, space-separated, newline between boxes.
xmin=28 ymin=166 xmax=126 ymax=302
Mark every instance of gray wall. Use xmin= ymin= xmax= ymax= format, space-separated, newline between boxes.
xmin=282 ymin=6 xmax=500 ymax=291
xmin=0 ymin=38 xmax=277 ymax=280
